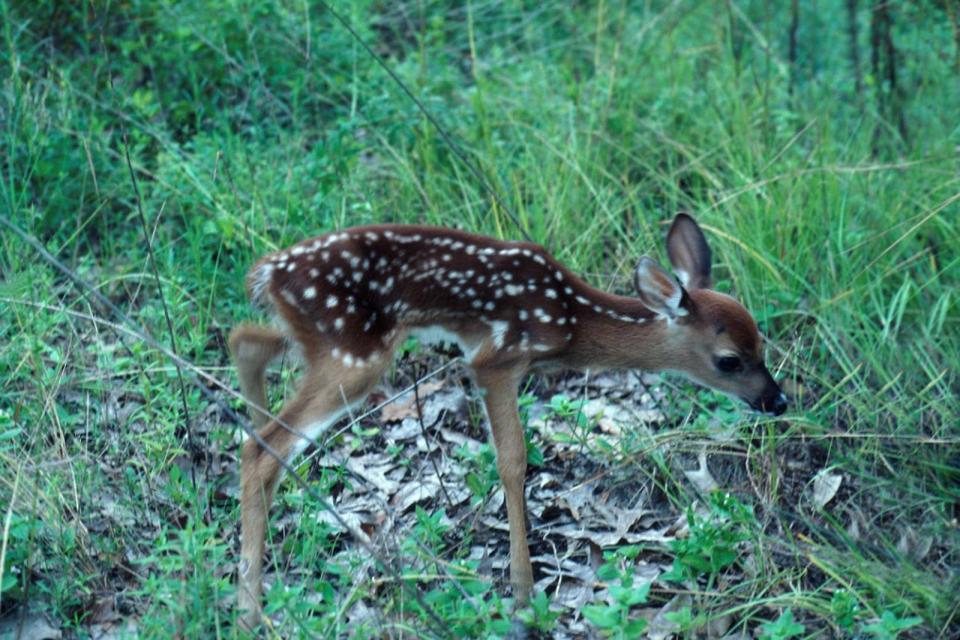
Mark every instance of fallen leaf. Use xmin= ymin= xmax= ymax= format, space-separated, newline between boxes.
xmin=897 ymin=526 xmax=933 ymax=562
xmin=556 ymin=484 xmax=595 ymax=521
xmin=811 ymin=469 xmax=842 ymax=509
xmin=683 ymin=451 xmax=719 ymax=493
xmin=0 ymin=610 xmax=61 ymax=639
xmin=379 ymin=380 xmax=444 ymax=422
xmin=346 ymin=453 xmax=404 ymax=495
xmin=707 ymin=612 xmax=733 ymax=637
xmin=390 ymin=477 xmax=441 ymax=512
xmin=647 ymin=594 xmax=692 ymax=640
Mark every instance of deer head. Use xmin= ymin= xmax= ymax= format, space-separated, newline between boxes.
xmin=634 ymin=214 xmax=787 ymax=415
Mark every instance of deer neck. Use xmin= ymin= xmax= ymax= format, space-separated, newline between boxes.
xmin=554 ymin=287 xmax=681 ymax=372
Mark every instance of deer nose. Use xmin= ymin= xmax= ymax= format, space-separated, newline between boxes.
xmin=769 ymin=392 xmax=788 ymax=416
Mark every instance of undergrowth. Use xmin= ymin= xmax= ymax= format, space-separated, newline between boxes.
xmin=1 ymin=0 xmax=957 ymax=637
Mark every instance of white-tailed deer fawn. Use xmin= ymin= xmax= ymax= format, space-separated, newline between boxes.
xmin=229 ymin=213 xmax=786 ymax=627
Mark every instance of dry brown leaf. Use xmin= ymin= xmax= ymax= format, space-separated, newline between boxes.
xmin=390 ymin=477 xmax=441 ymax=512
xmin=556 ymin=484 xmax=595 ymax=521
xmin=314 ymin=510 xmax=376 ymax=542
xmin=346 ymin=454 xmax=403 ymax=495
xmin=379 ymin=380 xmax=444 ymax=422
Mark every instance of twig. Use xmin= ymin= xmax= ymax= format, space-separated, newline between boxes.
xmin=122 ymin=135 xmax=202 ymax=492
xmin=413 ymin=363 xmax=455 ymax=509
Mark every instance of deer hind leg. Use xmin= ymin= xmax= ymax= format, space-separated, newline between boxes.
xmin=229 ymin=324 xmax=287 ymax=429
xmin=237 ymin=353 xmax=390 ymax=629
xmin=474 ymin=367 xmax=533 ymax=603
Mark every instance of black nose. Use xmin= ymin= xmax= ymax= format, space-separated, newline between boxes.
xmin=768 ymin=393 xmax=788 ymax=416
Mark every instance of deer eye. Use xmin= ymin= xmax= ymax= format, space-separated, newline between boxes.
xmin=715 ymin=355 xmax=743 ymax=373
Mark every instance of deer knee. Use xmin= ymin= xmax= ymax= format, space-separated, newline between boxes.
xmin=240 ymin=435 xmax=261 ymax=468
xmin=241 ymin=435 xmax=281 ymax=495
xmin=496 ymin=447 xmax=527 ymax=487
xmin=229 ymin=324 xmax=284 ymax=369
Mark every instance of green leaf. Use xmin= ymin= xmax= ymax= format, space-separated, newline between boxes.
xmin=759 ymin=609 xmax=805 ymax=640
xmin=583 ymin=604 xmax=620 ymax=629
xmin=622 ymin=618 xmax=648 ymax=639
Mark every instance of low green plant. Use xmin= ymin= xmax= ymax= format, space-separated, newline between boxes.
xmin=663 ymin=492 xmax=757 ymax=585
xmin=516 ymin=591 xmax=562 ymax=634
xmin=582 ymin=545 xmax=651 ymax=639
xmin=456 ymin=442 xmax=500 ymax=505
xmin=545 ymin=393 xmax=595 ymax=446
xmin=759 ymin=609 xmax=805 ymax=640
xmin=413 ymin=506 xmax=449 ymax=550
xmin=830 ymin=588 xmax=862 ymax=631
xmin=519 ymin=392 xmax=545 ymax=466
xmin=0 ymin=512 xmax=40 ymax=604
xmin=861 ymin=610 xmax=923 ymax=640
xmin=409 ymin=561 xmax=513 ymax=638
xmin=134 ymin=522 xmax=234 ymax=637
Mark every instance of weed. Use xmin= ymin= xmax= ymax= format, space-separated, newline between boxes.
xmin=516 ymin=591 xmax=562 ymax=634
xmin=582 ymin=546 xmax=651 ymax=639
xmin=759 ymin=609 xmax=805 ymax=640
xmin=861 ymin=611 xmax=924 ymax=640
xmin=662 ymin=492 xmax=757 ymax=585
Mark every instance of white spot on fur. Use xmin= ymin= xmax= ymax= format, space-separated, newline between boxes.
xmin=303 ymin=286 xmax=317 ymax=300
xmin=326 ymin=295 xmax=338 ymax=308
xmin=485 ymin=320 xmax=510 ymax=349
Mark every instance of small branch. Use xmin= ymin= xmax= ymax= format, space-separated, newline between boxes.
xmin=122 ymin=135 xmax=202 ymax=491
xmin=413 ymin=364 xmax=455 ymax=509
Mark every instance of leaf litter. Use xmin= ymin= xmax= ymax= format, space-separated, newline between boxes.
xmin=15 ymin=340 xmax=933 ymax=638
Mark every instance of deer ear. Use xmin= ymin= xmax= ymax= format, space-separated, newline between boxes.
xmin=667 ymin=213 xmax=712 ymax=290
xmin=634 ymin=256 xmax=688 ymax=319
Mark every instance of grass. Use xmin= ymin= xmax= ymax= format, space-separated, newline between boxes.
xmin=1 ymin=0 xmax=958 ymax=637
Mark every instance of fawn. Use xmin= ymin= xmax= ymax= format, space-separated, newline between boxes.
xmin=229 ymin=213 xmax=787 ymax=626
